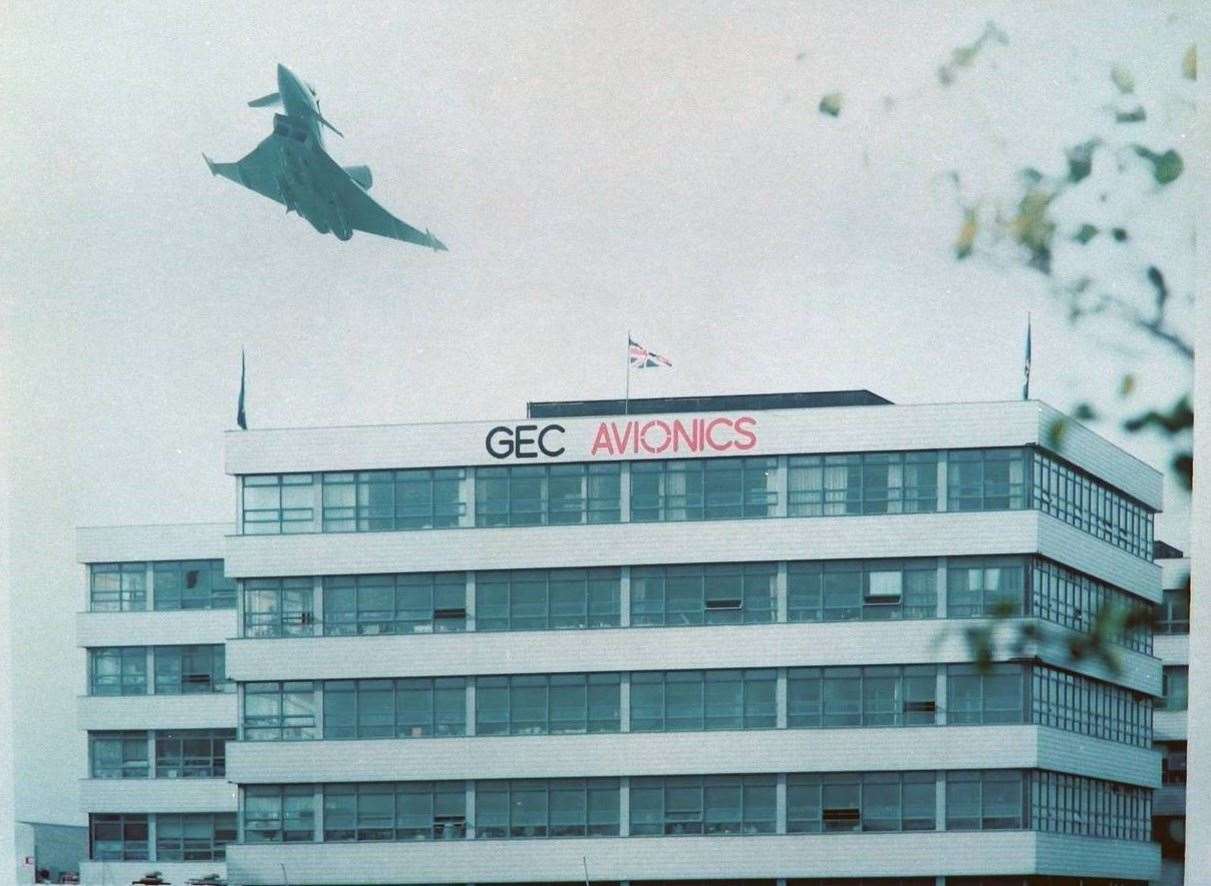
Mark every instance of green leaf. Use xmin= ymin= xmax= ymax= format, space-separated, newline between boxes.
xmin=1072 ymin=224 xmax=1098 ymax=244
xmin=1046 ymin=417 xmax=1068 ymax=449
xmin=1132 ymin=146 xmax=1183 ymax=184
xmin=1111 ymin=228 xmax=1128 ymax=242
xmin=955 ymin=208 xmax=978 ymax=259
xmin=1184 ymin=44 xmax=1197 ymax=81
xmin=1115 ymin=107 xmax=1146 ymax=124
xmin=1065 ymin=140 xmax=1100 ymax=183
xmin=1110 ymin=65 xmax=1135 ymax=94
xmin=1119 ymin=374 xmax=1136 ymax=397
xmin=1072 ymin=402 xmax=1098 ymax=421
xmin=818 ymin=92 xmax=843 ymax=117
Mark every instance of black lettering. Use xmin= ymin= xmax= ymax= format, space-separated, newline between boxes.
xmin=514 ymin=424 xmax=539 ymax=458
xmin=485 ymin=426 xmax=514 ymax=459
xmin=538 ymin=424 xmax=566 ymax=457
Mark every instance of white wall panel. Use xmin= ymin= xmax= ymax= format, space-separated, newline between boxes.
xmin=223 ymin=511 xmax=1042 ymax=577
xmin=1035 ymin=831 xmax=1160 ymax=879
xmin=226 ymin=618 xmax=1161 ymax=695
xmin=80 ymin=861 xmax=226 ymax=886
xmin=224 ymin=400 xmax=1162 ymax=507
xmin=77 ymin=693 xmax=237 ymax=731
xmin=1154 ymin=709 xmax=1188 ymax=741
xmin=227 ymin=725 xmax=1157 ymax=787
xmin=225 ymin=830 xmax=1159 ymax=884
xmin=77 ymin=523 xmax=230 ymax=563
xmin=76 ymin=609 xmax=236 ymax=648
xmin=1154 ymin=634 xmax=1189 ymax=666
xmin=1153 ymin=784 xmax=1186 ymax=816
xmin=79 ymin=778 xmax=236 ymax=813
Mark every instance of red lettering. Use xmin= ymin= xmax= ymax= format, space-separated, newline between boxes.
xmin=590 ymin=423 xmax=615 ymax=456
xmin=705 ymin=417 xmax=735 ymax=451
xmin=641 ymin=420 xmax=672 ymax=454
xmin=610 ymin=421 xmax=637 ymax=454
xmin=733 ymin=415 xmax=757 ymax=450
xmin=672 ymin=418 xmax=701 ymax=452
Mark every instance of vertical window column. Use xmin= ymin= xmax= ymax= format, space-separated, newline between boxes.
xmin=145 ymin=562 xmax=156 ymax=610
xmin=775 ymin=562 xmax=789 ymax=623
xmin=464 ymin=680 xmax=477 ymax=737
xmin=461 ymin=469 xmax=476 ymax=528
xmin=313 ymin=785 xmax=324 ymax=842
xmin=936 ymin=452 xmax=948 ymax=512
xmin=619 ymin=567 xmax=631 ymax=628
xmin=618 ymin=461 xmax=631 ymax=522
xmin=776 ymin=773 xmax=788 ymax=834
xmin=311 ymin=576 xmax=324 ymax=630
xmin=618 ymin=776 xmax=630 ymax=837
xmin=619 ymin=674 xmax=631 ymax=733
xmin=776 ymin=668 xmax=788 ymax=728
xmin=465 ymin=574 xmax=477 ymax=632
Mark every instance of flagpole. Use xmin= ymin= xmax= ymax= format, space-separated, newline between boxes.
xmin=624 ymin=330 xmax=631 ymax=415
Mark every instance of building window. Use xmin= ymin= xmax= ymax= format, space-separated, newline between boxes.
xmin=476 ymin=569 xmax=621 ymax=632
xmin=788 ymin=666 xmax=937 ymax=728
xmin=89 ymin=563 xmax=146 ymax=612
xmin=630 ymin=563 xmax=776 ymax=627
xmin=242 ymin=473 xmax=315 ymax=534
xmin=153 ymin=645 xmax=229 ymax=694
xmin=630 ymin=670 xmax=776 ymax=732
xmin=1163 ymin=666 xmax=1189 ymax=711
xmin=324 ymin=573 xmax=466 ymax=636
xmin=321 ymin=469 xmax=467 ymax=532
xmin=787 ymin=452 xmax=938 ymax=517
xmin=155 ymin=813 xmax=236 ymax=860
xmin=630 ymin=775 xmax=776 ymax=836
xmin=244 ymin=785 xmax=315 ymax=842
xmin=946 ymin=770 xmax=1024 ymax=830
xmin=89 ymin=813 xmax=148 ymax=860
xmin=1161 ymin=742 xmax=1187 ymax=785
xmin=1027 ymin=771 xmax=1151 ymax=841
xmin=476 ymin=674 xmax=620 ymax=736
xmin=89 ymin=647 xmax=147 ymax=696
xmin=89 ymin=732 xmax=148 ymax=779
xmin=243 ymin=682 xmax=318 ymax=740
xmin=946 ymin=558 xmax=1025 ymax=618
xmin=323 ymin=782 xmax=466 ymax=841
xmin=324 ymin=677 xmax=466 ymax=739
xmin=948 ymin=449 xmax=1028 ymax=512
xmin=244 ymin=578 xmax=315 ymax=638
xmin=475 ymin=463 xmax=620 ymax=527
xmin=154 ymin=729 xmax=235 ymax=778
xmin=631 ymin=457 xmax=778 ymax=522
xmin=475 ymin=777 xmax=620 ymax=839
xmin=947 ymin=665 xmax=1025 ymax=725
xmin=788 ymin=560 xmax=937 ymax=622
xmin=1030 ymin=558 xmax=1152 ymax=653
xmin=1029 ymin=665 xmax=1152 ymax=748
xmin=1032 ymin=449 xmax=1154 ymax=560
xmin=1157 ymin=587 xmax=1191 ymax=635
xmin=152 ymin=560 xmax=235 ymax=610
xmin=787 ymin=772 xmax=936 ymax=833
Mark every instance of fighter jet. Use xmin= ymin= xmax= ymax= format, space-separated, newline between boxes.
xmin=204 ymin=64 xmax=447 ymax=249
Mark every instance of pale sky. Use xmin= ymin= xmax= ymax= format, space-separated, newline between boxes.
xmin=1 ymin=2 xmax=1197 ymax=824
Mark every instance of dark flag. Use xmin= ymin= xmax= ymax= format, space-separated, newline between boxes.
xmin=1022 ymin=316 xmax=1032 ymax=400
xmin=237 ymin=349 xmax=248 ymax=430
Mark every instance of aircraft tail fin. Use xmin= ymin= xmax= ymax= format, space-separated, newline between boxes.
xmin=248 ymin=91 xmax=281 ymax=108
xmin=203 ymin=154 xmax=217 ymax=175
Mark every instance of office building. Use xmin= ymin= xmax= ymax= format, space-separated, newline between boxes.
xmin=78 ymin=392 xmax=1167 ymax=885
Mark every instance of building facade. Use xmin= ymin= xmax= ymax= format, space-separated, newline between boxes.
xmin=78 ymin=393 xmax=1168 ymax=885
xmin=1153 ymin=545 xmax=1190 ymax=886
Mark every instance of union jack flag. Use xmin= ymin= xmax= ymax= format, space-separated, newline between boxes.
xmin=629 ymin=336 xmax=672 ymax=369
